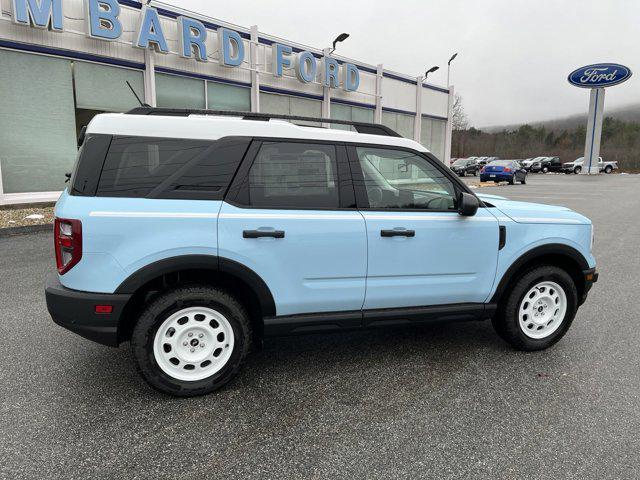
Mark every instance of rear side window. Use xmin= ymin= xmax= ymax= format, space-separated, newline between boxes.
xmin=246 ymin=142 xmax=339 ymax=208
xmin=70 ymin=134 xmax=112 ymax=197
xmin=96 ymin=136 xmax=249 ymax=199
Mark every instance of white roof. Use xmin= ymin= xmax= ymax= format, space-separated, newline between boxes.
xmin=86 ymin=113 xmax=428 ymax=152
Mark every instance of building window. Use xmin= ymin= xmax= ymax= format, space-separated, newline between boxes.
xmin=74 ymin=61 xmax=144 ymax=113
xmin=73 ymin=61 xmax=145 ymax=141
xmin=421 ymin=117 xmax=446 ymax=161
xmin=382 ymin=111 xmax=415 ymax=139
xmin=330 ymin=103 xmax=374 ymax=130
xmin=0 ymin=50 xmax=77 ymax=194
xmin=260 ymin=92 xmax=322 ymax=126
xmin=156 ymin=73 xmax=205 ymax=109
xmin=207 ymin=81 xmax=251 ymax=111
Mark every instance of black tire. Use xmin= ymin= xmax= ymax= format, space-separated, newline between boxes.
xmin=542 ymin=166 xmax=549 ymax=173
xmin=604 ymin=165 xmax=612 ymax=174
xmin=460 ymin=171 xmax=466 ymax=177
xmin=574 ymin=166 xmax=581 ymax=174
xmin=492 ymin=265 xmax=578 ymax=351
xmin=473 ymin=169 xmax=478 ymax=177
xmin=521 ymin=176 xmax=526 ymax=184
xmin=509 ymin=176 xmax=515 ymax=185
xmin=131 ymin=285 xmax=253 ymax=397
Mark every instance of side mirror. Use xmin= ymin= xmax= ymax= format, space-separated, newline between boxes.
xmin=458 ymin=192 xmax=479 ymax=216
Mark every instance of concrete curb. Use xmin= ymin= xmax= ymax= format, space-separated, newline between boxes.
xmin=0 ymin=224 xmax=52 ymax=238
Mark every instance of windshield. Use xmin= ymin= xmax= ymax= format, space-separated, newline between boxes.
xmin=452 ymin=159 xmax=468 ymax=166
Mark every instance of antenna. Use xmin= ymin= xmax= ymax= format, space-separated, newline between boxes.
xmin=126 ymin=81 xmax=150 ymax=107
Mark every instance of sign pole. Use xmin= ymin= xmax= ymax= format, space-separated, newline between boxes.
xmin=582 ymin=87 xmax=605 ymax=175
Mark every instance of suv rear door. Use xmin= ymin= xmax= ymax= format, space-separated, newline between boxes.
xmin=347 ymin=145 xmax=499 ymax=313
xmin=219 ymin=140 xmax=367 ymax=318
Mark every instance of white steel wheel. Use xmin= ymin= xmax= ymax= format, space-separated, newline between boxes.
xmin=153 ymin=306 xmax=235 ymax=382
xmin=518 ymin=281 xmax=567 ymax=339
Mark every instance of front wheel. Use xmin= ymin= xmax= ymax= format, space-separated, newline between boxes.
xmin=492 ymin=265 xmax=578 ymax=350
xmin=604 ymin=165 xmax=613 ymax=174
xmin=508 ymin=176 xmax=515 ymax=185
xmin=131 ymin=285 xmax=252 ymax=396
xmin=521 ymin=176 xmax=527 ymax=184
xmin=574 ymin=166 xmax=582 ymax=174
xmin=542 ymin=166 xmax=549 ymax=173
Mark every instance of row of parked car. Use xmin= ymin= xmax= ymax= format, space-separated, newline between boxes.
xmin=450 ymin=157 xmax=528 ymax=184
xmin=451 ymin=155 xmax=619 ymax=178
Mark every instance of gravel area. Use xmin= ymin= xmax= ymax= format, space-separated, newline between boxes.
xmin=0 ymin=206 xmax=54 ymax=228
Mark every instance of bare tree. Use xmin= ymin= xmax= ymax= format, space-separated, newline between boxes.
xmin=452 ymin=94 xmax=469 ymax=131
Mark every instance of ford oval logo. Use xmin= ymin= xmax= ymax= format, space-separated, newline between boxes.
xmin=568 ymin=63 xmax=632 ymax=88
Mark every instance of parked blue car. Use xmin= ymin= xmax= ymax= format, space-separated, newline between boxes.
xmin=481 ymin=160 xmax=527 ymax=184
xmin=45 ymin=109 xmax=596 ymax=397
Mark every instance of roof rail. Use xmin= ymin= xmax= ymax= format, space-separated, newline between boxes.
xmin=125 ymin=107 xmax=402 ymax=137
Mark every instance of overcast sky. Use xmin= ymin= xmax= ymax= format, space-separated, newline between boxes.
xmin=174 ymin=0 xmax=638 ymax=127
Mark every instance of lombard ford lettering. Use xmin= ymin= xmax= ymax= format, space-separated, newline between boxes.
xmin=568 ymin=63 xmax=632 ymax=88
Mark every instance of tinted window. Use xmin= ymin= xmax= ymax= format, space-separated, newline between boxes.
xmin=70 ymin=134 xmax=112 ymax=197
xmin=96 ymin=136 xmax=237 ymax=198
xmin=247 ymin=142 xmax=339 ymax=208
xmin=355 ymin=147 xmax=456 ymax=210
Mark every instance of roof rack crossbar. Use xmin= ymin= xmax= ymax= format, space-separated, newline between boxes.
xmin=125 ymin=107 xmax=402 ymax=137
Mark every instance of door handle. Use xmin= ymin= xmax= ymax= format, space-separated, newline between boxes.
xmin=243 ymin=230 xmax=285 ymax=239
xmin=380 ymin=229 xmax=415 ymax=237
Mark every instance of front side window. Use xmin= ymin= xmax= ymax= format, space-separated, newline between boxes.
xmin=247 ymin=142 xmax=339 ymax=208
xmin=355 ymin=147 xmax=456 ymax=210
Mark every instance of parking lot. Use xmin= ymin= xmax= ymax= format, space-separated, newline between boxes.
xmin=1 ymin=173 xmax=639 ymax=479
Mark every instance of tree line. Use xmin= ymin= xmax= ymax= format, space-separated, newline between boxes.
xmin=451 ymin=97 xmax=640 ymax=172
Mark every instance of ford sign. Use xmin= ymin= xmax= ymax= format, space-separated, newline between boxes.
xmin=568 ymin=63 xmax=632 ymax=88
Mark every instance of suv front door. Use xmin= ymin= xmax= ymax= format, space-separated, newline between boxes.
xmin=348 ymin=145 xmax=499 ymax=313
xmin=219 ymin=140 xmax=367 ymax=318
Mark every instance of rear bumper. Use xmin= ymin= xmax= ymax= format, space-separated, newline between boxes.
xmin=480 ymin=173 xmax=512 ymax=181
xmin=45 ymin=273 xmax=131 ymax=347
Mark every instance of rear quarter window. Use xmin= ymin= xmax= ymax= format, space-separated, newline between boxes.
xmin=96 ymin=136 xmax=249 ymax=200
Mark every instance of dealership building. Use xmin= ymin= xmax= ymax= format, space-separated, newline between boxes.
xmin=0 ymin=0 xmax=452 ymax=205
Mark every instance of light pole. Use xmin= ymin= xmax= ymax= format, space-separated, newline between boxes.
xmin=447 ymin=53 xmax=458 ymax=87
xmin=329 ymin=33 xmax=349 ymax=54
xmin=323 ymin=33 xmax=350 ymax=122
xmin=424 ymin=65 xmax=439 ymax=82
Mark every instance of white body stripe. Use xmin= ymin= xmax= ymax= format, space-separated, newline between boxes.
xmin=90 ymin=211 xmax=218 ymax=219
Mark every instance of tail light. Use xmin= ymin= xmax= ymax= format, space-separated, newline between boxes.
xmin=54 ymin=218 xmax=82 ymax=274
xmin=504 ymin=167 xmax=511 ymax=172
xmin=480 ymin=167 xmax=485 ymax=173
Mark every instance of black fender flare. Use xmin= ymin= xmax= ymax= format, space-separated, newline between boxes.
xmin=115 ymin=255 xmax=276 ymax=317
xmin=490 ymin=243 xmax=589 ymax=303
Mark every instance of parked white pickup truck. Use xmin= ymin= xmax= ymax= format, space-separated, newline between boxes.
xmin=562 ymin=157 xmax=618 ymax=174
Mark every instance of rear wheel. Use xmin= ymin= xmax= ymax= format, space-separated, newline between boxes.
xmin=131 ymin=285 xmax=252 ymax=396
xmin=574 ymin=166 xmax=582 ymax=174
xmin=509 ymin=176 xmax=515 ymax=185
xmin=492 ymin=265 xmax=577 ymax=350
xmin=521 ymin=176 xmax=526 ymax=184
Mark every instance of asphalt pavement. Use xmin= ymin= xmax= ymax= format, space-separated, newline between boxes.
xmin=1 ymin=173 xmax=639 ymax=479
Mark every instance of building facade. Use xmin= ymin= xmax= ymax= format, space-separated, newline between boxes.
xmin=0 ymin=0 xmax=452 ymax=205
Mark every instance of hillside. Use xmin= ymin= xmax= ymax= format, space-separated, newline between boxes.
xmin=483 ymin=104 xmax=640 ymax=133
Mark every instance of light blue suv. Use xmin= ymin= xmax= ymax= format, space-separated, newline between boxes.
xmin=45 ymin=108 xmax=597 ymax=396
